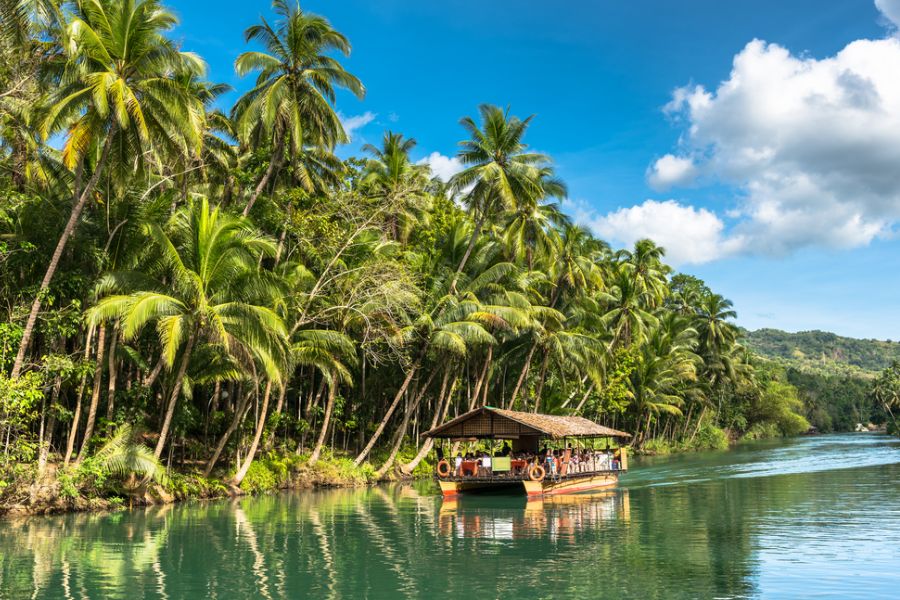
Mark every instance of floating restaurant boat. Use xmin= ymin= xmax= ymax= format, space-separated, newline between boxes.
xmin=422 ymin=406 xmax=631 ymax=498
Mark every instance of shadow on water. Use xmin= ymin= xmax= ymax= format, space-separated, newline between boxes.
xmin=2 ymin=434 xmax=900 ymax=599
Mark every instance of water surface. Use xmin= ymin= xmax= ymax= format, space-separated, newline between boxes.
xmin=2 ymin=434 xmax=899 ymax=599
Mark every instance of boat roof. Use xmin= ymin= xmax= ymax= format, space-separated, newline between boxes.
xmin=421 ymin=406 xmax=632 ymax=440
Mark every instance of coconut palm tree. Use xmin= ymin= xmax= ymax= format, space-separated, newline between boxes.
xmin=88 ymin=197 xmax=288 ymax=458
xmin=233 ymin=0 xmax=364 ymax=216
xmin=12 ymin=0 xmax=203 ymax=377
xmin=353 ymin=292 xmax=496 ymax=466
xmin=617 ymin=239 xmax=670 ymax=309
xmin=292 ymin=329 xmax=356 ymax=466
xmin=361 ymin=131 xmax=432 ymax=241
xmin=447 ymin=104 xmax=549 ymax=292
xmin=600 ymin=268 xmax=659 ymax=349
xmin=628 ymin=320 xmax=699 ymax=443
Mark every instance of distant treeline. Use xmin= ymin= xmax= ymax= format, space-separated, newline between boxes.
xmin=743 ymin=328 xmax=900 ymax=432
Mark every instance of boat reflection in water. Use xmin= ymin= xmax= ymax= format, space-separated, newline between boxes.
xmin=438 ymin=489 xmax=630 ymax=541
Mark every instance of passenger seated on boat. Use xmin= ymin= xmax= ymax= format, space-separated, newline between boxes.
xmin=480 ymin=453 xmax=492 ymax=476
xmin=510 ymin=457 xmax=527 ymax=475
xmin=460 ymin=455 xmax=478 ymax=477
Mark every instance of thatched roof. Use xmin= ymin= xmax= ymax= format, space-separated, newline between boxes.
xmin=421 ymin=406 xmax=631 ymax=440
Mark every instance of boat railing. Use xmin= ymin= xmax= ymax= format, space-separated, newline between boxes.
xmin=438 ymin=456 xmax=626 ymax=482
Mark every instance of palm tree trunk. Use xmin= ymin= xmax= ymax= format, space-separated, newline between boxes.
xmin=402 ymin=370 xmax=456 ymax=474
xmin=449 ymin=211 xmax=487 ymax=293
xmin=203 ymin=390 xmax=252 ymax=478
xmin=36 ymin=377 xmax=61 ymax=477
xmin=64 ymin=326 xmax=94 ymax=465
xmin=11 ymin=128 xmax=117 ymax=377
xmin=507 ymin=342 xmax=536 ymax=410
xmin=263 ymin=384 xmax=289 ymax=452
xmin=75 ymin=325 xmax=107 ymax=464
xmin=468 ymin=346 xmax=493 ymax=408
xmin=232 ymin=381 xmax=273 ymax=485
xmin=354 ymin=348 xmax=426 ymax=466
xmin=105 ymin=328 xmax=118 ymax=420
xmin=242 ymin=138 xmax=283 ymax=217
xmin=689 ymin=407 xmax=707 ymax=444
xmin=375 ymin=368 xmax=438 ymax=478
xmin=573 ymin=382 xmax=596 ymax=413
xmin=143 ymin=356 xmax=165 ymax=388
xmin=154 ymin=327 xmax=198 ymax=459
xmin=309 ymin=375 xmax=337 ymax=466
xmin=532 ymin=350 xmax=551 ymax=414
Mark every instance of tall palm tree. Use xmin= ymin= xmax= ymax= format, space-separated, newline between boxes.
xmin=617 ymin=239 xmax=670 ymax=309
xmin=89 ymin=197 xmax=288 ymax=458
xmin=12 ymin=0 xmax=202 ymax=377
xmin=233 ymin=0 xmax=364 ymax=216
xmin=501 ymin=189 xmax=568 ymax=271
xmin=361 ymin=131 xmax=431 ymax=241
xmin=600 ymin=268 xmax=659 ymax=348
xmin=628 ymin=319 xmax=699 ymax=443
xmin=447 ymin=104 xmax=549 ymax=292
xmin=293 ymin=329 xmax=356 ymax=466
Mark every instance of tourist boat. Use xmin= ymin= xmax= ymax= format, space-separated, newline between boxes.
xmin=422 ymin=406 xmax=631 ymax=498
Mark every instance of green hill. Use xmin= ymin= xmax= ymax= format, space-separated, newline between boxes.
xmin=740 ymin=328 xmax=897 ymax=432
xmin=742 ymin=328 xmax=900 ymax=377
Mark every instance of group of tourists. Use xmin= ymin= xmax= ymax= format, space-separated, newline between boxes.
xmin=437 ymin=444 xmax=621 ymax=479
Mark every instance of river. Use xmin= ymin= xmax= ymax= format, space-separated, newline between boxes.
xmin=2 ymin=434 xmax=899 ymax=599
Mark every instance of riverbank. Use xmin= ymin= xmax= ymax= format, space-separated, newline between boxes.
xmin=0 ymin=451 xmax=393 ymax=518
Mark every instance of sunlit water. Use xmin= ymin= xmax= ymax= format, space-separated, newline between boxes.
xmin=2 ymin=434 xmax=900 ymax=599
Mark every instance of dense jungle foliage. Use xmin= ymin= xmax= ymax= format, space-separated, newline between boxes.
xmin=0 ymin=0 xmax=886 ymax=508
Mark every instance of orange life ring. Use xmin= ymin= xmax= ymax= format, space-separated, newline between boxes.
xmin=436 ymin=460 xmax=452 ymax=477
xmin=528 ymin=464 xmax=546 ymax=482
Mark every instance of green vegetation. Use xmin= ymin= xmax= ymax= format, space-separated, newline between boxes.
xmin=743 ymin=328 xmax=900 ymax=376
xmin=743 ymin=328 xmax=897 ymax=431
xmin=0 ymin=0 xmax=829 ymax=513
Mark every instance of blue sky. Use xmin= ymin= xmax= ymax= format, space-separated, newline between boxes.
xmin=169 ymin=0 xmax=900 ymax=340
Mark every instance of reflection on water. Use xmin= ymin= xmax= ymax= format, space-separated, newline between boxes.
xmin=1 ymin=434 xmax=900 ymax=599
xmin=439 ymin=491 xmax=629 ymax=541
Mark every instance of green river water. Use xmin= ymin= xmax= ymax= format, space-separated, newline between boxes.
xmin=2 ymin=433 xmax=900 ymax=599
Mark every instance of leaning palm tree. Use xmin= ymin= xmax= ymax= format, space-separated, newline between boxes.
xmin=11 ymin=0 xmax=203 ymax=377
xmin=233 ymin=0 xmax=365 ymax=216
xmin=353 ymin=292 xmax=496 ymax=466
xmin=292 ymin=329 xmax=356 ymax=466
xmin=447 ymin=104 xmax=550 ymax=291
xmin=89 ymin=197 xmax=288 ymax=458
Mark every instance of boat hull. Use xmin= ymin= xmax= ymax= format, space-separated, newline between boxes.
xmin=439 ymin=472 xmax=620 ymax=498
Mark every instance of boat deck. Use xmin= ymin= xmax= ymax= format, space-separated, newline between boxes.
xmin=440 ymin=467 xmax=624 ymax=484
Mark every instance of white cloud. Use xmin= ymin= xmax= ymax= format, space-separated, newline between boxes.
xmin=647 ymin=154 xmax=698 ymax=190
xmin=417 ymin=151 xmax=464 ymax=182
xmin=876 ymin=0 xmax=900 ymax=30
xmin=338 ymin=111 xmax=376 ymax=140
xmin=569 ymin=199 xmax=736 ymax=266
xmin=659 ymin=30 xmax=900 ymax=255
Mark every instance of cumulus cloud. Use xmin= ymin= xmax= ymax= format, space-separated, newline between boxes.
xmin=338 ymin=111 xmax=376 ymax=140
xmin=417 ymin=151 xmax=464 ymax=182
xmin=876 ymin=0 xmax=900 ymax=29
xmin=647 ymin=154 xmax=698 ymax=190
xmin=569 ymin=199 xmax=736 ymax=266
xmin=657 ymin=31 xmax=900 ymax=255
